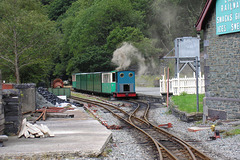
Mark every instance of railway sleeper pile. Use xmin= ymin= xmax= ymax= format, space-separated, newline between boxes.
xmin=18 ymin=118 xmax=54 ymax=138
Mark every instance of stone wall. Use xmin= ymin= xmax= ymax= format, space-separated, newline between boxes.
xmin=203 ymin=7 xmax=240 ymax=119
xmin=3 ymin=90 xmax=22 ymax=135
xmin=14 ymin=84 xmax=36 ymax=113
xmin=0 ymin=70 xmax=4 ymax=135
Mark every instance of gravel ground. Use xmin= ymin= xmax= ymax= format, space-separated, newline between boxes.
xmin=76 ymin=100 xmax=240 ymax=160
xmin=37 ymin=93 xmax=240 ymax=160
xmin=149 ymin=103 xmax=240 ymax=160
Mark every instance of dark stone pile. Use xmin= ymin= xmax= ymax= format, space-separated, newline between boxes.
xmin=37 ymin=87 xmax=83 ymax=107
xmin=37 ymin=87 xmax=67 ymax=105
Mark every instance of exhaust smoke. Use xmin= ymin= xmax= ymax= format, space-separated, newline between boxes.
xmin=111 ymin=42 xmax=148 ymax=75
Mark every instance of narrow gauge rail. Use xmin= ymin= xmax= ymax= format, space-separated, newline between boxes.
xmin=129 ymin=101 xmax=212 ymax=160
xmin=71 ymin=96 xmax=211 ymax=160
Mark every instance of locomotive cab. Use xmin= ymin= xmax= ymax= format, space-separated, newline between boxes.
xmin=113 ymin=71 xmax=136 ymax=98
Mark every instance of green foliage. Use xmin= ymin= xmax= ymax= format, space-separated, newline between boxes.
xmin=66 ymin=46 xmax=114 ymax=73
xmin=180 ymin=91 xmax=188 ymax=96
xmin=0 ymin=0 xmax=207 ymax=82
xmin=67 ymin=0 xmax=144 ymax=54
xmin=106 ymin=27 xmax=144 ymax=50
xmin=0 ymin=0 xmax=59 ymax=83
xmin=171 ymin=94 xmax=204 ymax=113
xmin=223 ymin=128 xmax=240 ymax=138
xmin=48 ymin=0 xmax=77 ymax=21
xmin=58 ymin=0 xmax=147 ymax=75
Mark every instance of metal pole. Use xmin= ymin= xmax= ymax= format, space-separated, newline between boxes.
xmin=167 ymin=67 xmax=170 ymax=108
xmin=195 ymin=56 xmax=199 ymax=112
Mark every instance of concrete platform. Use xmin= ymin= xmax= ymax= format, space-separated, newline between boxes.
xmin=0 ymin=108 xmax=112 ymax=159
xmin=136 ymin=87 xmax=165 ymax=103
xmin=136 ymin=87 xmax=161 ymax=97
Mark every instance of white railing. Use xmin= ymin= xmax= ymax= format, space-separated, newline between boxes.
xmin=159 ymin=73 xmax=205 ymax=95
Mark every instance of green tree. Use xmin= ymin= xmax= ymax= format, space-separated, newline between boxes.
xmin=48 ymin=0 xmax=77 ymax=21
xmin=0 ymin=0 xmax=59 ymax=83
xmin=60 ymin=0 xmax=146 ymax=74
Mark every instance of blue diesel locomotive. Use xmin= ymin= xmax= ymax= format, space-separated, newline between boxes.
xmin=72 ymin=70 xmax=136 ymax=98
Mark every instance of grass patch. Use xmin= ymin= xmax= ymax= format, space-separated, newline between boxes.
xmin=171 ymin=93 xmax=204 ymax=113
xmin=223 ymin=126 xmax=240 ymax=138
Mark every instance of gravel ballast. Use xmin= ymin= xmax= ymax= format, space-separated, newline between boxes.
xmin=77 ymin=100 xmax=240 ymax=160
xmin=37 ymin=92 xmax=239 ymax=160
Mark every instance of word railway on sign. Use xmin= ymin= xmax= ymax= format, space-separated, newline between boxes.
xmin=216 ymin=0 xmax=240 ymax=35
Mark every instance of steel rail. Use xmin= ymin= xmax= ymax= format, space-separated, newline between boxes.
xmin=71 ymin=96 xmax=163 ymax=159
xmin=128 ymin=102 xmax=179 ymax=160
xmin=135 ymin=100 xmax=212 ymax=160
xmin=128 ymin=101 xmax=179 ymax=160
xmin=71 ymin=96 xmax=211 ymax=160
xmin=71 ymin=96 xmax=184 ymax=160
xmin=141 ymin=101 xmax=197 ymax=160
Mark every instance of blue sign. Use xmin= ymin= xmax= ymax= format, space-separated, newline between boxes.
xmin=216 ymin=0 xmax=240 ymax=35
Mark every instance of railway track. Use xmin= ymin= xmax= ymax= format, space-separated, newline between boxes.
xmin=71 ymin=96 xmax=212 ymax=160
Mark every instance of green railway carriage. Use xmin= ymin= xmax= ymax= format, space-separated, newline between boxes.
xmin=93 ymin=72 xmax=102 ymax=92
xmin=72 ymin=70 xmax=136 ymax=98
xmin=102 ymin=71 xmax=116 ymax=94
xmin=72 ymin=74 xmax=76 ymax=88
xmin=87 ymin=73 xmax=94 ymax=91
xmin=80 ymin=73 xmax=87 ymax=90
xmin=76 ymin=73 xmax=81 ymax=89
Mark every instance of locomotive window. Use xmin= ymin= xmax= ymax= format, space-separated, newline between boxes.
xmin=112 ymin=73 xmax=116 ymax=82
xmin=129 ymin=73 xmax=133 ymax=77
xmin=120 ymin=73 xmax=124 ymax=78
xmin=123 ymin=84 xmax=130 ymax=91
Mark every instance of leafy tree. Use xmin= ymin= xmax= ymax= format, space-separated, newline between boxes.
xmin=40 ymin=0 xmax=54 ymax=5
xmin=106 ymin=27 xmax=144 ymax=50
xmin=66 ymin=46 xmax=113 ymax=73
xmin=67 ymin=0 xmax=144 ymax=54
xmin=0 ymin=0 xmax=59 ymax=83
xmin=58 ymin=0 xmax=146 ymax=75
xmin=48 ymin=0 xmax=77 ymax=21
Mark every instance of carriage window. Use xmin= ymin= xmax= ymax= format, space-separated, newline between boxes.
xmin=72 ymin=75 xmax=76 ymax=81
xmin=112 ymin=73 xmax=116 ymax=82
xmin=120 ymin=73 xmax=124 ymax=78
xmin=129 ymin=73 xmax=133 ymax=77
xmin=102 ymin=73 xmax=111 ymax=83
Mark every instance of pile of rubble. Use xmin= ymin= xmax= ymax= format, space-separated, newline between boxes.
xmin=36 ymin=87 xmax=81 ymax=108
xmin=37 ymin=87 xmax=67 ymax=105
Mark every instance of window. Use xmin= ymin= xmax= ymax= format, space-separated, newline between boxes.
xmin=120 ymin=73 xmax=124 ymax=78
xmin=72 ymin=75 xmax=76 ymax=81
xmin=112 ymin=73 xmax=116 ymax=82
xmin=102 ymin=73 xmax=111 ymax=83
xmin=129 ymin=73 xmax=133 ymax=77
xmin=123 ymin=84 xmax=130 ymax=91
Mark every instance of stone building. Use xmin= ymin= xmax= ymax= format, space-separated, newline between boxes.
xmin=196 ymin=0 xmax=240 ymax=119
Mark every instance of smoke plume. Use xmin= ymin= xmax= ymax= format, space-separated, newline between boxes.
xmin=111 ymin=42 xmax=147 ymax=75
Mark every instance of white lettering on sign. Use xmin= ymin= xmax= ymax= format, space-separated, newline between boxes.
xmin=217 ymin=25 xmax=227 ymax=33
xmin=231 ymin=22 xmax=240 ymax=30
xmin=216 ymin=0 xmax=240 ymax=35
xmin=216 ymin=14 xmax=233 ymax=23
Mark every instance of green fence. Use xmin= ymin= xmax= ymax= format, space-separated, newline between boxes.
xmin=48 ymin=88 xmax=71 ymax=98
